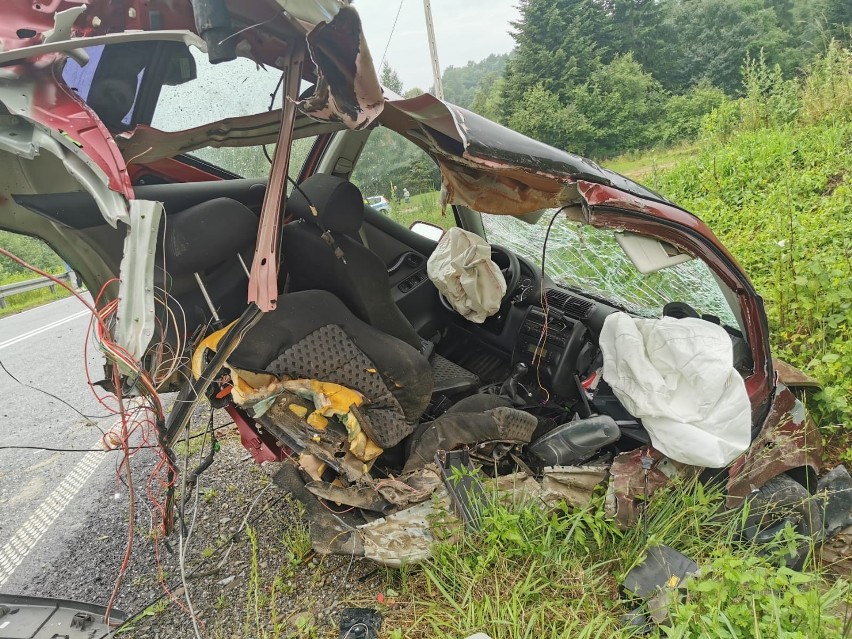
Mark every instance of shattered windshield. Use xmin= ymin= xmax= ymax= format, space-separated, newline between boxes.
xmin=482 ymin=212 xmax=739 ymax=327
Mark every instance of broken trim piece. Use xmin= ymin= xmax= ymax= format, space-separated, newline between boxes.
xmin=116 ymin=199 xmax=162 ymax=361
xmin=0 ymin=30 xmax=205 ymax=65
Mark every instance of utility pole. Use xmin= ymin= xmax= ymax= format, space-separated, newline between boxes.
xmin=422 ymin=0 xmax=444 ymax=99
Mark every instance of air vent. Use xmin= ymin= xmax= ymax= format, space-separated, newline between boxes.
xmin=545 ymin=288 xmax=594 ymax=318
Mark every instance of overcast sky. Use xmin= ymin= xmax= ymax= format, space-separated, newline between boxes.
xmin=354 ymin=0 xmax=520 ymax=92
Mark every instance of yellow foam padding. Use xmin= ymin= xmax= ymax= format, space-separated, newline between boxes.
xmin=306 ymin=411 xmax=329 ymax=430
xmin=191 ymin=321 xmax=278 ymax=403
xmin=288 ymin=404 xmax=308 ymax=418
xmin=299 ymin=453 xmax=326 ymax=481
xmin=190 ymin=320 xmax=236 ymax=380
xmin=192 ymin=325 xmax=385 ymax=463
xmin=282 ymin=379 xmax=382 ymax=462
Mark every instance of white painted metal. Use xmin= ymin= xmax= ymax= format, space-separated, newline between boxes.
xmin=422 ymin=0 xmax=444 ymax=99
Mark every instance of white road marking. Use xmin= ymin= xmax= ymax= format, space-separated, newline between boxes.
xmin=0 ymin=441 xmax=104 ymax=587
xmin=0 ymin=309 xmax=89 ymax=351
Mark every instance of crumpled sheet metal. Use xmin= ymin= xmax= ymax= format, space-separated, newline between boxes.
xmin=605 ymin=449 xmax=693 ymax=529
xmin=374 ymin=465 xmax=444 ymax=507
xmin=296 ymin=6 xmax=383 ymax=131
xmin=817 ymin=465 xmax=852 ymax=538
xmin=358 ymin=490 xmax=453 ymax=568
xmin=493 ymin=466 xmax=609 ymax=509
xmin=438 ymin=158 xmax=581 ymax=216
xmin=116 ymin=111 xmax=341 ymax=165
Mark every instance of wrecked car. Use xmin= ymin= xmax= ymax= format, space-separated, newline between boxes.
xmin=0 ymin=0 xmax=832 ymax=568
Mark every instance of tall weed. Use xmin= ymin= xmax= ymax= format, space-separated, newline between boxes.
xmin=395 ymin=477 xmax=850 ymax=638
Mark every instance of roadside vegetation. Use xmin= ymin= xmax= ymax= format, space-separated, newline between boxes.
xmin=0 ymin=231 xmax=70 ymax=316
xmin=655 ymin=44 xmax=852 ymax=450
xmin=378 ymin=477 xmax=850 ymax=638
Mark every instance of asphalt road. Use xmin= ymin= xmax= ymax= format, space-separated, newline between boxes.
xmin=0 ymin=295 xmax=123 ymax=594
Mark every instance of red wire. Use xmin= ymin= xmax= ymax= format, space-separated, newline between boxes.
xmin=0 ymin=248 xmax=185 ymax=619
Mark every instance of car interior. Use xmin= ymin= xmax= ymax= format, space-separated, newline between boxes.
xmin=9 ymin=38 xmax=761 ymax=499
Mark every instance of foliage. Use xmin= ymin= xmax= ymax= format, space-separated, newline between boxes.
xmin=0 ymin=231 xmax=64 ymax=282
xmin=659 ymin=82 xmax=728 ymax=145
xmin=473 ymin=0 xmax=851 ymax=159
xmin=381 ymin=62 xmax=404 ymax=95
xmin=388 ymin=475 xmax=850 ymax=638
xmin=351 ymin=128 xmax=440 ymax=203
xmin=441 ymin=53 xmax=508 ymax=109
xmin=570 ymin=54 xmax=667 ymax=157
xmin=508 ymin=84 xmax=595 ymax=156
xmin=664 ymin=554 xmax=850 ymax=638
xmin=501 ymin=0 xmax=607 ymax=115
xmin=657 ymin=43 xmax=852 ymax=433
xmin=658 ymin=0 xmax=788 ymax=94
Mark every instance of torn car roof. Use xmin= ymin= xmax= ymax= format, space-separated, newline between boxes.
xmin=379 ymin=93 xmax=675 ymax=215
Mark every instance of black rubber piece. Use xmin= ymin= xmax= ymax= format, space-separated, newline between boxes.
xmin=526 ymin=414 xmax=621 ymax=466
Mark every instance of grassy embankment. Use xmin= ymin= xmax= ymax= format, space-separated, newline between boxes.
xmin=0 ymin=271 xmax=71 ymax=318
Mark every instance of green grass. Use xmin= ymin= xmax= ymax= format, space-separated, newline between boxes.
xmin=384 ymin=477 xmax=850 ymax=638
xmin=603 ymin=142 xmax=699 ymax=182
xmin=0 ymin=285 xmax=71 ymax=318
xmin=384 ymin=190 xmax=451 ymax=231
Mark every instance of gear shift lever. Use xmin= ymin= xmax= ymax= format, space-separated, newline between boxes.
xmin=502 ymin=362 xmax=532 ymax=406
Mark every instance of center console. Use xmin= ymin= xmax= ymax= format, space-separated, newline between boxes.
xmin=514 ymin=305 xmax=595 ymax=401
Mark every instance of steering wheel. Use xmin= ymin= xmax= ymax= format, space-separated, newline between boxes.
xmin=438 ymin=244 xmax=522 ymax=315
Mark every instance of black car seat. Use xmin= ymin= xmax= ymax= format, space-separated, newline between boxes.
xmin=229 ymin=289 xmax=537 ymax=460
xmin=281 ymin=174 xmax=479 ymax=397
xmin=158 ymin=197 xmax=258 ymax=341
xmin=281 ymin=174 xmax=422 ymax=351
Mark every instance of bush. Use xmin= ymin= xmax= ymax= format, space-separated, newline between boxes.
xmin=0 ymin=231 xmax=64 ymax=281
xmin=657 ymin=44 xmax=852 ymax=435
xmin=662 ymin=82 xmax=728 ymax=145
xmin=666 ymin=554 xmax=850 ymax=638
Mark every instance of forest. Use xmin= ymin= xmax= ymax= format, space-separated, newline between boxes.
xmin=459 ymin=0 xmax=849 ymax=157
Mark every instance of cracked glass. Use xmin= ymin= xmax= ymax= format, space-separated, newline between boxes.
xmin=483 ymin=211 xmax=739 ymax=327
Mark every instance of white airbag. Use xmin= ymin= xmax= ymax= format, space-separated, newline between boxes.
xmin=427 ymin=227 xmax=506 ymax=323
xmin=599 ymin=312 xmax=751 ymax=467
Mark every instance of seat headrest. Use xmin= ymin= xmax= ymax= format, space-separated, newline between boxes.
xmin=164 ymin=197 xmax=258 ymax=276
xmin=287 ymin=174 xmax=364 ymax=235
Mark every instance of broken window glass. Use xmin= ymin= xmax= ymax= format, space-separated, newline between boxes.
xmin=482 ymin=212 xmax=738 ymax=327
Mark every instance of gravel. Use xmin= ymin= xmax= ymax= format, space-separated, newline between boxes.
xmin=19 ymin=405 xmax=384 ymax=638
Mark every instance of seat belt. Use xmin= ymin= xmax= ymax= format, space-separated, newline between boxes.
xmin=358 ymin=226 xmax=370 ymax=249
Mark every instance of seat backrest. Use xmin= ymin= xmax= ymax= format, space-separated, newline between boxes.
xmin=282 ymin=174 xmax=422 ymax=351
xmin=158 ymin=197 xmax=258 ymax=337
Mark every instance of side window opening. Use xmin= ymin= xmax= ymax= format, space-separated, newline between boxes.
xmin=62 ymin=43 xmax=154 ymax=129
xmin=350 ymin=127 xmax=454 ymax=232
xmin=150 ymin=47 xmax=282 ymax=178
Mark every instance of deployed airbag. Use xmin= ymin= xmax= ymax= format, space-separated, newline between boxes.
xmin=427 ymin=227 xmax=506 ymax=323
xmin=599 ymin=313 xmax=751 ymax=467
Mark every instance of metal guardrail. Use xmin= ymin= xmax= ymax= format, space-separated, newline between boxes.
xmin=0 ymin=272 xmax=71 ymax=308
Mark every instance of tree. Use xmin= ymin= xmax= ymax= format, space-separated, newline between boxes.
xmin=500 ymin=0 xmax=610 ymax=120
xmin=470 ymin=72 xmax=505 ymax=122
xmin=570 ymin=54 xmax=667 ymax=155
xmin=659 ymin=0 xmax=788 ymax=94
xmin=441 ymin=53 xmax=509 ymax=109
xmin=507 ymin=84 xmax=595 ymax=156
xmin=597 ymin=0 xmax=676 ymax=87
xmin=380 ymin=62 xmax=403 ymax=94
